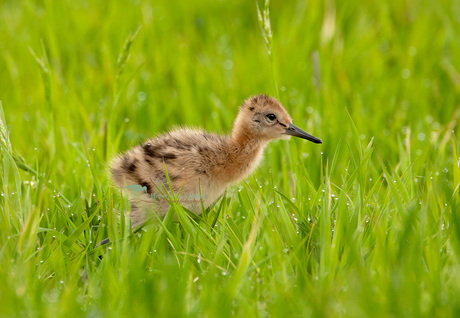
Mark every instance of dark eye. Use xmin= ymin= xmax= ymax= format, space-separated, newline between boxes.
xmin=266 ymin=113 xmax=276 ymax=121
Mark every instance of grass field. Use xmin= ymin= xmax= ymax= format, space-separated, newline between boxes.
xmin=1 ymin=0 xmax=460 ymax=316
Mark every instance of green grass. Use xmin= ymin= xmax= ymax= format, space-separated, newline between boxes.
xmin=1 ymin=0 xmax=460 ymax=316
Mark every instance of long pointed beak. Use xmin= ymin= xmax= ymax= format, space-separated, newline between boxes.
xmin=284 ymin=123 xmax=322 ymax=144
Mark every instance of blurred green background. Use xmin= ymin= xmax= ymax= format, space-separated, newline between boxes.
xmin=1 ymin=0 xmax=460 ymax=317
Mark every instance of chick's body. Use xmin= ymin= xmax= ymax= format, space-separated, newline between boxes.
xmin=111 ymin=128 xmax=265 ymax=227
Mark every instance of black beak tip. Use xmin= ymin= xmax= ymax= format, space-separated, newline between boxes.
xmin=285 ymin=123 xmax=322 ymax=144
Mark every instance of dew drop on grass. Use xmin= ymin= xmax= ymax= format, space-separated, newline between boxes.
xmin=401 ymin=69 xmax=411 ymax=79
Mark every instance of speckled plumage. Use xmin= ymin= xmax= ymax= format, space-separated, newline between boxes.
xmin=110 ymin=94 xmax=321 ymax=228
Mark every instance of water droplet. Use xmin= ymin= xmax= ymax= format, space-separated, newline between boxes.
xmin=137 ymin=91 xmax=147 ymax=102
xmin=223 ymin=60 xmax=233 ymax=70
xmin=401 ymin=69 xmax=411 ymax=79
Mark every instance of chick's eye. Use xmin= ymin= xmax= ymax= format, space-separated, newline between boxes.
xmin=266 ymin=113 xmax=276 ymax=121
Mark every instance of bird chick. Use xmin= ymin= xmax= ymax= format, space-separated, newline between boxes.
xmin=110 ymin=94 xmax=321 ymax=228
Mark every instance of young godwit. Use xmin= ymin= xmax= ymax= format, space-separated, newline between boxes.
xmin=110 ymin=94 xmax=321 ymax=228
